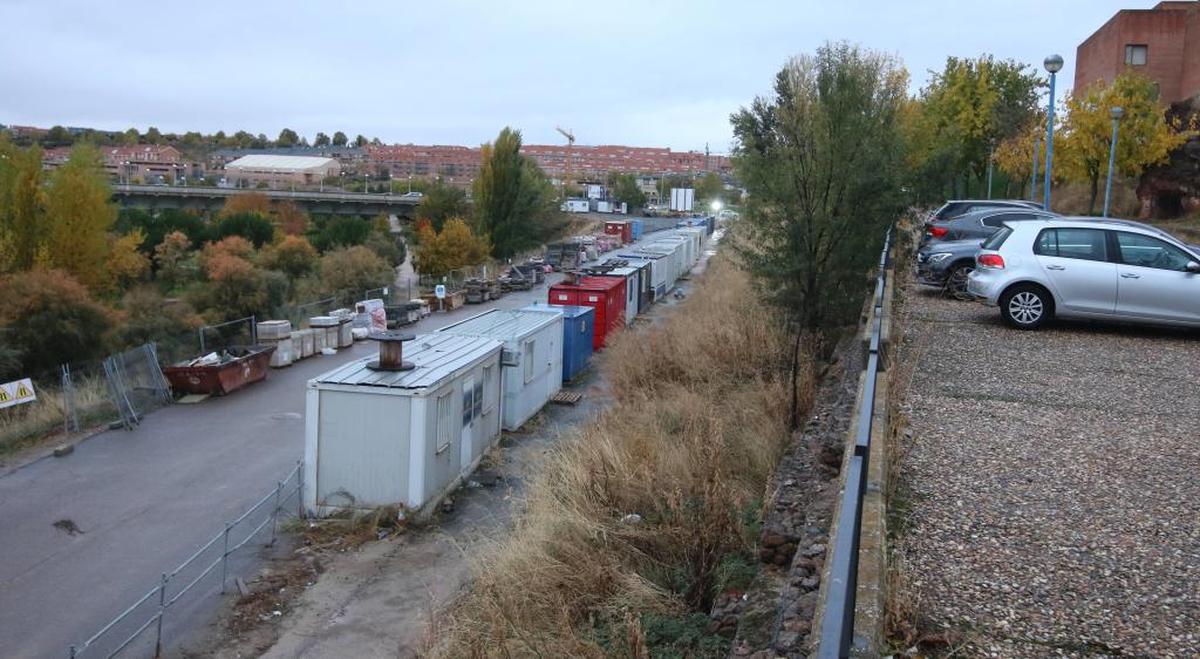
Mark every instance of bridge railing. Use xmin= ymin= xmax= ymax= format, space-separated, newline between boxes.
xmin=111 ymin=184 xmax=420 ymax=204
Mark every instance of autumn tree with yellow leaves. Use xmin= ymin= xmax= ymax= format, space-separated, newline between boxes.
xmin=1059 ymin=73 xmax=1193 ymax=215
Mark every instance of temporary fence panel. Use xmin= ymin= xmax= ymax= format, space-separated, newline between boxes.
xmin=438 ymin=309 xmax=563 ymax=431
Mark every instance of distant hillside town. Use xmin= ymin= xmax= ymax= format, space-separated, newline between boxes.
xmin=0 ymin=124 xmax=730 ymax=195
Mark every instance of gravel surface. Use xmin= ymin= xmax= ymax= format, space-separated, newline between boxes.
xmin=894 ymin=287 xmax=1200 ymax=658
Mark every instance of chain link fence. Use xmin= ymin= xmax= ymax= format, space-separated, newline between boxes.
xmin=68 ymin=462 xmax=304 ymax=658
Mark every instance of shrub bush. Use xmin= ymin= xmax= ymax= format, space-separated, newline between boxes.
xmin=0 ymin=269 xmax=114 ymax=375
xmin=319 ymin=246 xmax=393 ymax=303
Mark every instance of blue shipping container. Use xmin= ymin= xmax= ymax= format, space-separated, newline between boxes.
xmin=629 ymin=219 xmax=644 ymax=242
xmin=520 ymin=304 xmax=595 ymax=383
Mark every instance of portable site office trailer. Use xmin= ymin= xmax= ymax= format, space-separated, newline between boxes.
xmin=677 ymin=227 xmax=706 ymax=263
xmin=645 ymin=241 xmax=686 ymax=284
xmin=304 ymin=333 xmax=503 ymax=517
xmin=604 ymin=220 xmax=633 ymax=244
xmin=437 ymin=309 xmax=563 ymax=431
xmin=548 ymin=275 xmax=626 ymax=351
xmin=521 ymin=304 xmax=594 ymax=383
xmin=622 ymin=248 xmax=674 ymax=300
xmin=618 ymin=259 xmax=652 ymax=311
xmin=629 ymin=219 xmax=644 ymax=242
xmin=597 ymin=267 xmax=641 ymax=325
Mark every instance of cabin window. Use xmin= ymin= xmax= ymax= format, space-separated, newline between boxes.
xmin=462 ymin=378 xmax=474 ymax=426
xmin=523 ymin=339 xmax=535 ymax=383
xmin=482 ymin=364 xmax=496 ymax=413
xmin=436 ymin=392 xmax=453 ymax=453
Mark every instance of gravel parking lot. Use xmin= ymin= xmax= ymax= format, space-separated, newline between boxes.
xmin=894 ymin=286 xmax=1200 ymax=658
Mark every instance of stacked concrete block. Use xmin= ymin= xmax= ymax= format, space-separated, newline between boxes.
xmin=310 ymin=316 xmax=339 ymax=353
xmin=256 ymin=320 xmax=294 ymax=368
xmin=336 ymin=319 xmax=354 ymax=348
xmin=293 ymin=329 xmax=315 ymax=358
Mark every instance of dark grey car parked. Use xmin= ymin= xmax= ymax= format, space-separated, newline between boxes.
xmin=916 ymin=238 xmax=985 ymax=297
xmin=922 ymin=208 xmax=1058 ymax=247
xmin=925 ymin=199 xmax=1043 ymax=224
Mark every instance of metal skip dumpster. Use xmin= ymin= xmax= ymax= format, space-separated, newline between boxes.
xmin=162 ymin=345 xmax=276 ymax=396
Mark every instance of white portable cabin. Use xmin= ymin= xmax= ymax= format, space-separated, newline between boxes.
xmin=303 ymin=333 xmax=503 ymax=517
xmin=618 ymin=258 xmax=652 ymax=312
xmin=437 ymin=309 xmax=563 ymax=431
xmin=646 ymin=240 xmax=686 ymax=284
xmin=617 ymin=251 xmax=671 ymax=301
xmin=677 ymin=227 xmax=706 ymax=265
xmin=606 ymin=266 xmax=641 ymax=324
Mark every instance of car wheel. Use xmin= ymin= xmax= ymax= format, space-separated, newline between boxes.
xmin=999 ymin=284 xmax=1052 ymax=330
xmin=946 ymin=264 xmax=974 ymax=300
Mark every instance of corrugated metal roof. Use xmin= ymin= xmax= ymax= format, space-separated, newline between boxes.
xmin=313 ymin=333 xmax=500 ymax=389
xmin=224 ymin=154 xmax=338 ymax=171
xmin=520 ymin=304 xmax=593 ymax=319
xmin=438 ymin=309 xmax=560 ymax=342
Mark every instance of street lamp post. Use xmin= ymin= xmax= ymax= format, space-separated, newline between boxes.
xmin=1102 ymin=106 xmax=1124 ymax=218
xmin=1042 ymin=54 xmax=1064 ymax=211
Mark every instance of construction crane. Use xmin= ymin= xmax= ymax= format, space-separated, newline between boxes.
xmin=555 ymin=126 xmax=575 ymax=199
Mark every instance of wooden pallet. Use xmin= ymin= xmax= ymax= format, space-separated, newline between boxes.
xmin=550 ymin=391 xmax=583 ymax=405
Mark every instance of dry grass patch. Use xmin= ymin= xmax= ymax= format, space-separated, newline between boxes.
xmin=0 ymin=374 xmax=114 ymax=457
xmin=430 ymin=258 xmax=813 ymax=657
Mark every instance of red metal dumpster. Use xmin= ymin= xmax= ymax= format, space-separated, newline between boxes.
xmin=163 ymin=345 xmax=276 ymax=396
xmin=548 ymin=276 xmax=626 ymax=350
xmin=604 ymin=220 xmax=632 ymax=244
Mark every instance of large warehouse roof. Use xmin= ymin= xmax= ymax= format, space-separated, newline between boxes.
xmin=225 ymin=154 xmax=338 ymax=171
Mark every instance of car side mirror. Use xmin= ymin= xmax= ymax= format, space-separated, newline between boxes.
xmin=1187 ymin=261 xmax=1200 ymax=274
xmin=979 ymin=240 xmax=986 ymax=247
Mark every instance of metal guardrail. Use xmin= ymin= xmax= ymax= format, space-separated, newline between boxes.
xmin=817 ymin=227 xmax=892 ymax=658
xmin=69 ymin=461 xmax=304 ymax=658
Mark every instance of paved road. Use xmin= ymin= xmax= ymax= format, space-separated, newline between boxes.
xmin=0 ymin=227 xmax=688 ymax=658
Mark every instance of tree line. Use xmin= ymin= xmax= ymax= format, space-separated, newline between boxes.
xmin=0 ymin=138 xmax=405 ymax=379
xmin=4 ymin=125 xmax=385 ymax=156
xmin=730 ymin=42 xmax=1195 ymax=429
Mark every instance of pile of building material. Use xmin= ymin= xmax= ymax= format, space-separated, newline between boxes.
xmin=256 ymin=320 xmax=295 ymax=367
xmin=464 ymin=278 xmax=493 ymax=304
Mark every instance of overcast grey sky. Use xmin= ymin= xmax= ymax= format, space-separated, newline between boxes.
xmin=1 ymin=0 xmax=1149 ymax=152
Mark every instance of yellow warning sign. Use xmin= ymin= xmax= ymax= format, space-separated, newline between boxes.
xmin=0 ymin=378 xmax=36 ymax=410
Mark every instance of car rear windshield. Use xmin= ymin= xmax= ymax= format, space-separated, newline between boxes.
xmin=982 ymin=226 xmax=1013 ymax=250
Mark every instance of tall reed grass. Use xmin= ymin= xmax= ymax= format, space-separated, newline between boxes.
xmin=429 ymin=257 xmax=813 ymax=657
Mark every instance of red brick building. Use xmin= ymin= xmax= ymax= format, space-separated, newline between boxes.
xmin=365 ymin=143 xmax=730 ymax=188
xmin=1075 ymin=1 xmax=1200 ymax=104
xmin=44 ymin=144 xmax=187 ymax=183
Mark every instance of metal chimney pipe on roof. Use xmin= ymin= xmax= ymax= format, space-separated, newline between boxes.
xmin=366 ymin=330 xmax=416 ymax=371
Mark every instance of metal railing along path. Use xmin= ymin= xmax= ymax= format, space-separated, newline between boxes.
xmin=817 ymin=228 xmax=892 ymax=658
xmin=68 ymin=461 xmax=304 ymax=658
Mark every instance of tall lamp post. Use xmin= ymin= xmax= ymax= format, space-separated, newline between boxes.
xmin=1102 ymin=106 xmax=1124 ymax=218
xmin=1042 ymin=54 xmax=1064 ymax=210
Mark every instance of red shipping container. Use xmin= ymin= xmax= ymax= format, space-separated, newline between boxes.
xmin=548 ymin=276 xmax=626 ymax=350
xmin=604 ymin=220 xmax=632 ymax=244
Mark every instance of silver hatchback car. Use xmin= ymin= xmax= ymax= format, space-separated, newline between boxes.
xmin=967 ymin=218 xmax=1200 ymax=329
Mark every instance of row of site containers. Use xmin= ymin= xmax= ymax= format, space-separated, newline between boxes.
xmin=549 ymin=226 xmax=708 ymax=350
xmin=603 ymin=219 xmax=648 ymax=244
xmin=306 ymin=304 xmax=599 ymax=518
